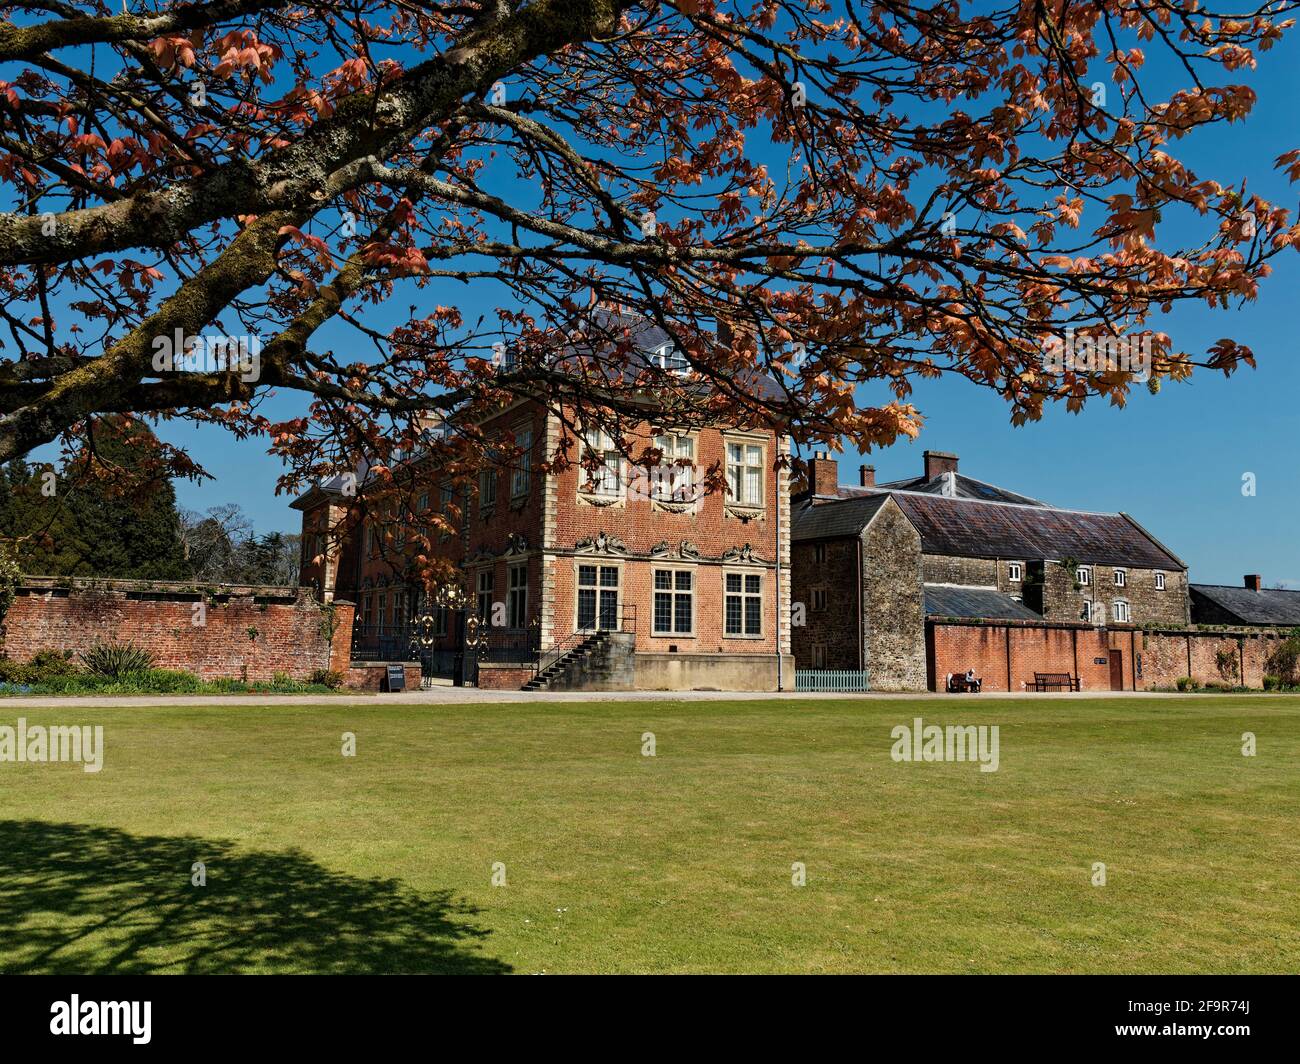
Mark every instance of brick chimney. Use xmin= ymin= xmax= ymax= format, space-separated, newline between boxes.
xmin=1245 ymin=574 xmax=1262 ymax=592
xmin=859 ymin=464 xmax=875 ymax=488
xmin=717 ymin=318 xmax=735 ymax=349
xmin=924 ymin=450 xmax=959 ymax=481
xmin=809 ymin=451 xmax=839 ymax=496
xmin=716 ymin=315 xmax=754 ymax=353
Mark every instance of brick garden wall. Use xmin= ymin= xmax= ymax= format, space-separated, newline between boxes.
xmin=929 ymin=619 xmax=1289 ymax=691
xmin=1 ymin=577 xmax=355 ymax=683
xmin=1138 ymin=628 xmax=1287 ymax=689
xmin=343 ymin=660 xmax=422 ymax=691
xmin=928 ymin=620 xmax=1112 ymax=692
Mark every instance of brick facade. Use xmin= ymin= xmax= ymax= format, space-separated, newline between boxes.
xmin=298 ymin=400 xmax=793 ymax=690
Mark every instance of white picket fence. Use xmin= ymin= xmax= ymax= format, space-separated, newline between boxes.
xmin=795 ymin=669 xmax=870 ymax=692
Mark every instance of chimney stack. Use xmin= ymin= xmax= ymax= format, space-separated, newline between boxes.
xmin=859 ymin=465 xmax=875 ymax=488
xmin=1245 ymin=574 xmax=1263 ymax=592
xmin=809 ymin=451 xmax=839 ymax=497
xmin=924 ymin=450 xmax=959 ymax=481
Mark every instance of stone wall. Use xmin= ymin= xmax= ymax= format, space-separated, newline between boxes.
xmin=791 ymin=535 xmax=860 ymax=669
xmin=862 ymin=498 xmax=927 ymax=690
xmin=1 ymin=577 xmax=351 ymax=682
xmin=1024 ymin=560 xmax=1187 ymax=626
xmin=630 ymin=651 xmax=791 ymax=692
xmin=922 ymin=553 xmax=1002 ymax=588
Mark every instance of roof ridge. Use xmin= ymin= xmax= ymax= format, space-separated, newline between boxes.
xmin=1192 ymin=582 xmax=1300 ymax=593
xmin=857 ymin=484 xmax=1120 ymax=517
xmin=950 ymin=471 xmax=1049 ymax=506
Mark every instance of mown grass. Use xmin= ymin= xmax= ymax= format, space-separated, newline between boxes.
xmin=0 ymin=695 xmax=1296 ymax=973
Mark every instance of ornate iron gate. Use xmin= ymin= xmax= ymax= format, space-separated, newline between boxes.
xmin=352 ymin=610 xmax=537 ymax=689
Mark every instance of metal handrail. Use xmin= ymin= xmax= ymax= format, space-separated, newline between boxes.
xmin=534 ymin=605 xmax=636 ymax=676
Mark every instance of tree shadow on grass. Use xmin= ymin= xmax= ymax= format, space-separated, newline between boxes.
xmin=0 ymin=820 xmax=510 ymax=974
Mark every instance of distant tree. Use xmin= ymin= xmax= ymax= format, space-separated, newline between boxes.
xmin=237 ymin=531 xmax=301 ymax=586
xmin=0 ymin=417 xmax=188 ymax=579
xmin=179 ymin=505 xmax=300 ymax=585
xmin=179 ymin=503 xmax=253 ymax=582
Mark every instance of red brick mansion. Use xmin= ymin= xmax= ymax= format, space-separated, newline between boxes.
xmin=293 ymin=314 xmax=794 ymax=691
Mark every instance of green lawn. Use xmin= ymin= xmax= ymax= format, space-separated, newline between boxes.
xmin=1 ymin=696 xmax=1297 ymax=973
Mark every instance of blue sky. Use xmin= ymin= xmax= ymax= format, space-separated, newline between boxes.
xmin=136 ymin=22 xmax=1300 ymax=588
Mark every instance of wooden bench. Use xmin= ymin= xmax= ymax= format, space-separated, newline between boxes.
xmin=946 ymin=673 xmax=982 ymax=693
xmin=1032 ymin=672 xmax=1080 ymax=692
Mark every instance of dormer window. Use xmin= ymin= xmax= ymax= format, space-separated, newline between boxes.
xmin=492 ymin=344 xmax=517 ymax=373
xmin=653 ymin=343 xmax=690 ymax=375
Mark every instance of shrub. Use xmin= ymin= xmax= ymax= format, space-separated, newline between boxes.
xmin=81 ymin=641 xmax=156 ymax=678
xmin=129 ymin=669 xmax=207 ymax=693
xmin=1215 ymin=647 xmax=1239 ymax=682
xmin=309 ymin=668 xmax=345 ymax=689
xmin=1264 ymin=637 xmax=1300 ymax=687
xmin=0 ymin=650 xmax=83 ymax=686
xmin=1175 ymin=676 xmax=1199 ymax=692
xmin=271 ymin=671 xmax=294 ymax=688
xmin=29 ymin=649 xmax=80 ymax=677
xmin=33 ymin=668 xmax=205 ymax=695
xmin=0 ymin=657 xmax=36 ymax=685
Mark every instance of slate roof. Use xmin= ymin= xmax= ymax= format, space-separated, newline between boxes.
xmin=792 ymin=495 xmax=891 ymax=541
xmin=553 ymin=308 xmax=784 ymax=401
xmin=289 ymin=471 xmax=356 ymax=511
xmin=1189 ymin=584 xmax=1300 ymax=626
xmin=923 ymin=585 xmax=1043 ymax=621
xmin=792 ymin=488 xmax=1184 ymax=570
xmin=893 ymin=493 xmax=1182 ymax=569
